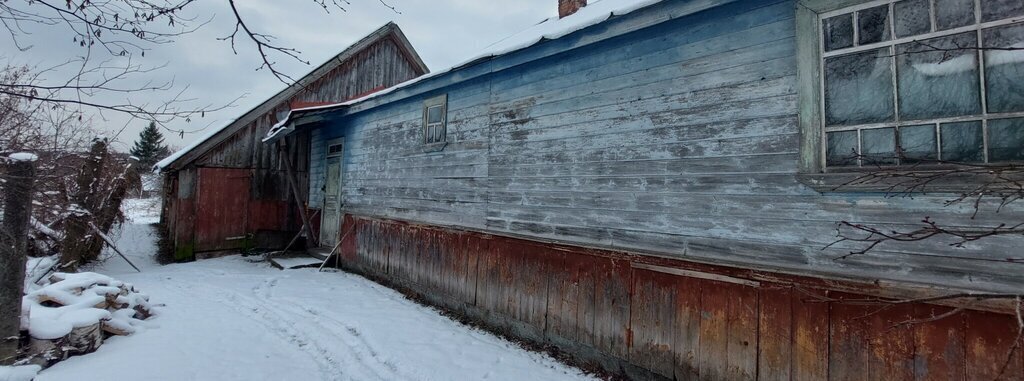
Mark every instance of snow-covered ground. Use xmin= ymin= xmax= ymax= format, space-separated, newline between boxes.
xmin=34 ymin=199 xmax=596 ymax=381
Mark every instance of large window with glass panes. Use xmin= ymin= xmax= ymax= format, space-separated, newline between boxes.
xmin=821 ymin=0 xmax=1024 ymax=167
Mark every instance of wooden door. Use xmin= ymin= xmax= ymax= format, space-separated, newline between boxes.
xmin=320 ymin=139 xmax=344 ymax=248
xmin=194 ymin=168 xmax=250 ymax=252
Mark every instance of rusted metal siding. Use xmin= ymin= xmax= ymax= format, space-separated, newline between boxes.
xmin=338 ymin=214 xmax=1024 ymax=381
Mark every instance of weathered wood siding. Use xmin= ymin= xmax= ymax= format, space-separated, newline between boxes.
xmin=310 ymin=0 xmax=1023 ymax=294
xmin=196 ymin=37 xmax=422 ymax=198
xmin=337 ymin=215 xmax=1024 ymax=381
xmin=165 ymin=34 xmax=423 ymax=257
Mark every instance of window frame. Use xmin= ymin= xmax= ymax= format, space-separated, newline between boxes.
xmin=422 ymin=94 xmax=448 ymax=145
xmin=796 ymin=0 xmax=1024 ymax=190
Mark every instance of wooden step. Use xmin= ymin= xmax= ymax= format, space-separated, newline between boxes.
xmin=306 ymin=247 xmax=333 ymax=261
xmin=269 ymin=253 xmax=324 ymax=270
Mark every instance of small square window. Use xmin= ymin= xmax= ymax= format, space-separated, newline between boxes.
xmin=894 ymin=0 xmax=931 ymax=38
xmin=858 ymin=6 xmax=891 ymax=45
xmin=936 ymin=0 xmax=975 ymax=30
xmin=824 ymin=48 xmax=895 ymax=126
xmin=989 ymin=118 xmax=1024 ymax=161
xmin=862 ymin=127 xmax=897 ymax=165
xmin=827 ymin=130 xmax=860 ymax=166
xmin=423 ymin=95 xmax=447 ymax=145
xmin=427 ymin=105 xmax=444 ymax=124
xmin=940 ymin=121 xmax=985 ymax=162
xmin=898 ymin=124 xmax=938 ymax=163
xmin=982 ymin=0 xmax=1024 ymax=22
xmin=823 ymin=14 xmax=854 ymax=51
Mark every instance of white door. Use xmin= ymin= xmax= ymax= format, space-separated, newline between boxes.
xmin=320 ymin=139 xmax=344 ymax=248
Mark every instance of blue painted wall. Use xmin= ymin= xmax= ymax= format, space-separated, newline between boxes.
xmin=306 ymin=0 xmax=1023 ymax=294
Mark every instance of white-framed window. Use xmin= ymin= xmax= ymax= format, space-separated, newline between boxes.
xmin=819 ymin=0 xmax=1024 ymax=167
xmin=423 ymin=94 xmax=447 ymax=144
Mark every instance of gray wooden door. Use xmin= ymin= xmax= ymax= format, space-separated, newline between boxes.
xmin=320 ymin=139 xmax=344 ymax=248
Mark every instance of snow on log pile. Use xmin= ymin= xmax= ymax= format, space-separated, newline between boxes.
xmin=20 ymin=272 xmax=154 ymax=367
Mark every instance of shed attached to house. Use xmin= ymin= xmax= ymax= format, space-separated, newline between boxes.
xmin=269 ymin=0 xmax=1024 ymax=379
xmin=157 ymin=23 xmax=428 ymax=260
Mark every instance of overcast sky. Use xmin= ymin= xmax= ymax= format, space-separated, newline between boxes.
xmin=2 ymin=0 xmax=557 ymax=152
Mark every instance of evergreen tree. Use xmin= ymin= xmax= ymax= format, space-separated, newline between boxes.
xmin=129 ymin=122 xmax=170 ymax=168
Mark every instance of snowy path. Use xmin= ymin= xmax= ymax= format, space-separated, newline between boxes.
xmin=35 ymin=199 xmax=596 ymax=381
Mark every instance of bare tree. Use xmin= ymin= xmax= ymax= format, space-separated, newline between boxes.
xmin=0 ymin=0 xmax=397 ymax=132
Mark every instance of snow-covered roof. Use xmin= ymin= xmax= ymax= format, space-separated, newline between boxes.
xmin=153 ymin=120 xmax=233 ymax=171
xmin=264 ymin=0 xmax=667 ymax=142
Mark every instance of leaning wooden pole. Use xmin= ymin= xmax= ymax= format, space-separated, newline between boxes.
xmin=1 ymin=155 xmax=36 ymax=365
xmin=88 ymin=222 xmax=141 ymax=273
xmin=280 ymin=142 xmax=317 ymax=248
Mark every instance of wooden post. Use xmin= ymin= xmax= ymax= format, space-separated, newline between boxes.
xmin=280 ymin=141 xmax=317 ymax=248
xmin=1 ymin=155 xmax=36 ymax=365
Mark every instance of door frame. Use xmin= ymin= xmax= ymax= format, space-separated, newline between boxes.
xmin=320 ymin=138 xmax=345 ymax=247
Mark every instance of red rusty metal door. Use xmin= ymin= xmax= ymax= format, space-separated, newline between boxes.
xmin=194 ymin=168 xmax=250 ymax=252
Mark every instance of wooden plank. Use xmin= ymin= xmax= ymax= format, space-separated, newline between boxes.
xmin=593 ymin=257 xmax=631 ymax=359
xmin=758 ymin=286 xmax=794 ymax=381
xmin=965 ymin=310 xmax=1023 ymax=381
xmin=792 ymin=288 xmax=829 ymax=381
xmin=727 ymin=284 xmax=759 ymax=381
xmin=698 ymin=280 xmax=730 ymax=381
xmin=629 ymin=269 xmax=677 ymax=378
xmin=545 ymin=249 xmax=577 ymax=342
xmin=674 ymin=275 xmax=703 ymax=381
xmin=829 ymin=293 xmax=872 ymax=381
xmin=866 ymin=304 xmax=916 ymax=381
xmin=633 ymin=262 xmax=760 ymax=287
xmin=462 ymin=234 xmax=485 ymax=306
xmin=575 ymin=253 xmax=598 ymax=348
xmin=912 ymin=304 xmax=966 ymax=381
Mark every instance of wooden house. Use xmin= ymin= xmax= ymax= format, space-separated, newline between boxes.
xmin=156 ymin=23 xmax=428 ymax=260
xmin=267 ymin=0 xmax=1024 ymax=379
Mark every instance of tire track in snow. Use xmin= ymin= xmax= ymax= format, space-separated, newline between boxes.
xmin=251 ymin=276 xmax=419 ymax=381
xmin=168 ymin=278 xmax=387 ymax=381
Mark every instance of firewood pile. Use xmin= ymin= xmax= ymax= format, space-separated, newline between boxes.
xmin=20 ymin=272 xmax=154 ymax=367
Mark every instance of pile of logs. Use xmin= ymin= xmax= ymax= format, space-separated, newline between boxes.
xmin=20 ymin=272 xmax=153 ymax=367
